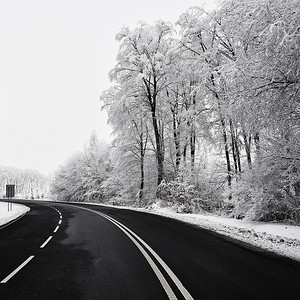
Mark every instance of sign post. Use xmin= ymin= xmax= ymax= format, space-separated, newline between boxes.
xmin=6 ymin=185 xmax=15 ymax=211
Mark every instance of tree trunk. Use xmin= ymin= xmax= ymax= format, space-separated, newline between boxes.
xmin=243 ymin=130 xmax=252 ymax=169
xmin=235 ymin=129 xmax=242 ymax=174
xmin=190 ymin=91 xmax=196 ymax=174
xmin=151 ymin=109 xmax=164 ymax=186
xmin=172 ymin=110 xmax=181 ymax=174
xmin=190 ymin=125 xmax=196 ymax=173
xmin=183 ymin=143 xmax=187 ymax=167
xmin=222 ymin=118 xmax=232 ymax=188
xmin=211 ymin=74 xmax=231 ymax=189
xmin=254 ymin=132 xmax=260 ymax=157
xmin=143 ymin=77 xmax=164 ymax=186
xmin=139 ymin=151 xmax=145 ymax=201
xmin=229 ymin=119 xmax=238 ymax=177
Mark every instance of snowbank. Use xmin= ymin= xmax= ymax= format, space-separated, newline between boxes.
xmin=143 ymin=205 xmax=300 ymax=262
xmin=0 ymin=201 xmax=30 ymax=228
xmin=46 ymin=199 xmax=300 ymax=262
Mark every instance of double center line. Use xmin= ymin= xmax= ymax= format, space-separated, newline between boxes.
xmin=74 ymin=205 xmax=194 ymax=300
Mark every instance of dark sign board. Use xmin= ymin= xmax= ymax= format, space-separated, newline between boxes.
xmin=6 ymin=185 xmax=15 ymax=198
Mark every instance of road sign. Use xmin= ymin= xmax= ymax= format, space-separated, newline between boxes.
xmin=6 ymin=185 xmax=15 ymax=198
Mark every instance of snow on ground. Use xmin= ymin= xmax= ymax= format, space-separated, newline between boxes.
xmin=0 ymin=201 xmax=30 ymax=227
xmin=41 ymin=199 xmax=300 ymax=262
xmin=96 ymin=201 xmax=300 ymax=262
xmin=140 ymin=204 xmax=300 ymax=262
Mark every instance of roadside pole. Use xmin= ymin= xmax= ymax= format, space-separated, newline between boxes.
xmin=6 ymin=185 xmax=15 ymax=212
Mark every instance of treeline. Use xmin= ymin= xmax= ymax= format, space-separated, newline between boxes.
xmin=0 ymin=166 xmax=49 ymax=199
xmin=52 ymin=0 xmax=300 ymax=223
xmin=50 ymin=133 xmax=113 ymax=202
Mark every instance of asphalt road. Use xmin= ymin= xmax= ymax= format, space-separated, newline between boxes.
xmin=0 ymin=200 xmax=300 ymax=300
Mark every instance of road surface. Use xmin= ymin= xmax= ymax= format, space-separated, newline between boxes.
xmin=0 ymin=200 xmax=300 ymax=299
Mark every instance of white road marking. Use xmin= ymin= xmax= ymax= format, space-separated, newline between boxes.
xmin=1 ymin=255 xmax=35 ymax=284
xmin=72 ymin=205 xmax=194 ymax=300
xmin=0 ymin=204 xmax=63 ymax=283
xmin=109 ymin=215 xmax=194 ymax=300
xmin=40 ymin=236 xmax=53 ymax=248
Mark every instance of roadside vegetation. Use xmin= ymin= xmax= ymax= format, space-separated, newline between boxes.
xmin=51 ymin=0 xmax=300 ymax=224
xmin=0 ymin=166 xmax=49 ymax=199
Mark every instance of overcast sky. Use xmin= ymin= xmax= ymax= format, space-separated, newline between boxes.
xmin=0 ymin=0 xmax=216 ymax=175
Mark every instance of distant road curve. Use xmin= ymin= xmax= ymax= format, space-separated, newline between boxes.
xmin=0 ymin=200 xmax=300 ymax=300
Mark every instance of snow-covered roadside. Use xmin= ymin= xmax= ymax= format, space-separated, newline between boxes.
xmin=90 ymin=201 xmax=300 ymax=262
xmin=141 ymin=205 xmax=300 ymax=262
xmin=45 ymin=199 xmax=300 ymax=262
xmin=0 ymin=201 xmax=30 ymax=228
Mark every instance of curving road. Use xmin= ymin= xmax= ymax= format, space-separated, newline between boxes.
xmin=0 ymin=200 xmax=300 ymax=300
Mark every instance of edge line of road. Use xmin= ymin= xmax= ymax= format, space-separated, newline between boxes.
xmin=0 ymin=212 xmax=28 ymax=230
xmin=69 ymin=204 xmax=194 ymax=300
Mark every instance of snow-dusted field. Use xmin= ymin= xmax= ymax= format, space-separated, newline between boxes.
xmin=0 ymin=202 xmax=30 ymax=227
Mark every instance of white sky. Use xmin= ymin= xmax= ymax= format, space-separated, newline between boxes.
xmin=0 ymin=0 xmax=216 ymax=175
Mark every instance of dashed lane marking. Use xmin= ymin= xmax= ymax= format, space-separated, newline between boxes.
xmin=1 ymin=204 xmax=63 ymax=284
xmin=1 ymin=256 xmax=35 ymax=284
xmin=40 ymin=236 xmax=53 ymax=248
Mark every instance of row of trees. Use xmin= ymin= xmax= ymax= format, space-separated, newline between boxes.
xmin=50 ymin=132 xmax=113 ymax=202
xmin=99 ymin=0 xmax=300 ymax=222
xmin=0 ymin=166 xmax=49 ymax=199
xmin=51 ymin=0 xmax=299 ymax=223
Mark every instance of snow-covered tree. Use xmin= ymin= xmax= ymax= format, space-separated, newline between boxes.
xmin=0 ymin=166 xmax=49 ymax=199
xmin=50 ymin=133 xmax=111 ymax=202
xmin=99 ymin=0 xmax=300 ymax=222
xmin=108 ymin=21 xmax=176 ymax=186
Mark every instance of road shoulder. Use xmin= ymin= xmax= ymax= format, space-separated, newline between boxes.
xmin=0 ymin=201 xmax=30 ymax=228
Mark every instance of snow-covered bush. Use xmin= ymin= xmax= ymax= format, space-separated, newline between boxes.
xmin=51 ymin=133 xmax=111 ymax=203
xmin=156 ymin=178 xmax=212 ymax=213
xmin=232 ymin=142 xmax=300 ymax=224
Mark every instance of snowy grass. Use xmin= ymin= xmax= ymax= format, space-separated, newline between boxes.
xmin=0 ymin=201 xmax=30 ymax=228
